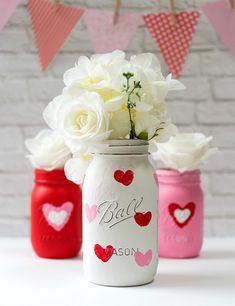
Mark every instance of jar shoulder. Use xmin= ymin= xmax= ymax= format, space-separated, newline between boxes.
xmin=31 ymin=183 xmax=81 ymax=205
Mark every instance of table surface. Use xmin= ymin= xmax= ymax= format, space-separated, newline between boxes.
xmin=0 ymin=238 xmax=235 ymax=306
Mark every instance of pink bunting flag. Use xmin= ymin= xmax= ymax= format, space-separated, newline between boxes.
xmin=83 ymin=9 xmax=143 ymax=53
xmin=202 ymin=0 xmax=235 ymax=56
xmin=0 ymin=0 xmax=21 ymax=31
xmin=143 ymin=11 xmax=200 ymax=79
xmin=28 ymin=0 xmax=84 ymax=70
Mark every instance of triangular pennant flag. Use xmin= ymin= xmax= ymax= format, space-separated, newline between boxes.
xmin=0 ymin=0 xmax=21 ymax=31
xmin=143 ymin=11 xmax=200 ymax=79
xmin=28 ymin=0 xmax=84 ymax=70
xmin=83 ymin=9 xmax=143 ymax=53
xmin=202 ymin=0 xmax=235 ymax=56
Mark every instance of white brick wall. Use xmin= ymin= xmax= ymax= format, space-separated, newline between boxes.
xmin=0 ymin=0 xmax=235 ymax=237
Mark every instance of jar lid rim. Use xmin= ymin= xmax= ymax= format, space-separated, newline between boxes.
xmin=101 ymin=139 xmax=148 ymax=146
xmin=92 ymin=140 xmax=149 ymax=154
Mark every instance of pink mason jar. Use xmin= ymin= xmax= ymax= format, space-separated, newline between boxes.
xmin=156 ymin=169 xmax=204 ymax=258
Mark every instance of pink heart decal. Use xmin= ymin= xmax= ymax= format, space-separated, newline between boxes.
xmin=134 ymin=249 xmax=152 ymax=267
xmin=85 ymin=204 xmax=98 ymax=223
xmin=42 ymin=202 xmax=73 ymax=231
xmin=168 ymin=202 xmax=195 ymax=228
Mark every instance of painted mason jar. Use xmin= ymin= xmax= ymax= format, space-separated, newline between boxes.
xmin=83 ymin=140 xmax=158 ymax=286
xmin=156 ymin=169 xmax=204 ymax=258
xmin=31 ymin=169 xmax=82 ymax=259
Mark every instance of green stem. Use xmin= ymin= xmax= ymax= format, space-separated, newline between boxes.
xmin=127 ymin=107 xmax=135 ymax=139
xmin=149 ymin=127 xmax=165 ymax=140
xmin=127 ymin=82 xmax=141 ymax=139
xmin=123 ymin=73 xmax=141 ymax=139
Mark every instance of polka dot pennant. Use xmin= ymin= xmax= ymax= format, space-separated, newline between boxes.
xmin=143 ymin=11 xmax=200 ymax=79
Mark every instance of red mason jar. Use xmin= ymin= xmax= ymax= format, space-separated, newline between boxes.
xmin=31 ymin=169 xmax=82 ymax=259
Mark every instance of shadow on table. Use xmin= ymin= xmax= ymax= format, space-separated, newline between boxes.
xmin=144 ymin=249 xmax=235 ymax=289
xmin=145 ymin=272 xmax=235 ymax=289
xmin=200 ymin=250 xmax=235 ymax=260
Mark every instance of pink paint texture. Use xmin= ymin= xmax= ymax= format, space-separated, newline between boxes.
xmin=156 ymin=169 xmax=204 ymax=258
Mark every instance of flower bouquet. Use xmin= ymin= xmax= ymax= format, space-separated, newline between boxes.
xmin=42 ymin=50 xmax=185 ymax=183
xmin=152 ymin=133 xmax=217 ymax=258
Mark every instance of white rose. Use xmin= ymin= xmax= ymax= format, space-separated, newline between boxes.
xmin=151 ymin=133 xmax=217 ymax=172
xmin=43 ymin=90 xmax=111 ymax=154
xmin=25 ymin=130 xmax=71 ymax=171
xmin=63 ymin=50 xmax=128 ymax=112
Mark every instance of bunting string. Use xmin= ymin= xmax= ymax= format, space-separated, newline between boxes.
xmin=0 ymin=0 xmax=234 ymax=75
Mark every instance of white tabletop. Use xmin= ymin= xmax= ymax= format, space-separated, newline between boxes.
xmin=0 ymin=238 xmax=235 ymax=306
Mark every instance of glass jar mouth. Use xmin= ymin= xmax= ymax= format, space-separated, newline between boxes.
xmin=156 ymin=168 xmax=201 ymax=184
xmin=92 ymin=140 xmax=149 ymax=155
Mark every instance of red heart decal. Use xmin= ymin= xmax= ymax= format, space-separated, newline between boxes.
xmin=134 ymin=211 xmax=152 ymax=227
xmin=114 ymin=170 xmax=134 ymax=186
xmin=94 ymin=244 xmax=114 ymax=262
xmin=168 ymin=202 xmax=195 ymax=228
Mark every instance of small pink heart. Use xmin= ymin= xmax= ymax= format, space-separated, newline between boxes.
xmin=134 ymin=249 xmax=152 ymax=267
xmin=85 ymin=204 xmax=98 ymax=223
xmin=42 ymin=202 xmax=73 ymax=231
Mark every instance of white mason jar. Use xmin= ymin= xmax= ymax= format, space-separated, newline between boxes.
xmin=82 ymin=140 xmax=158 ymax=286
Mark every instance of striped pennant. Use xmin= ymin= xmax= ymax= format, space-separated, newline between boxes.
xmin=28 ymin=0 xmax=84 ymax=70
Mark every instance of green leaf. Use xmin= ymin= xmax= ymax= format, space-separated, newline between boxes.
xmin=138 ymin=131 xmax=148 ymax=140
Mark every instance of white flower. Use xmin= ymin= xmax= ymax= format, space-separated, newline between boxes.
xmin=109 ymin=110 xmax=131 ymax=139
xmin=63 ymin=50 xmax=127 ymax=88
xmin=65 ymin=154 xmax=92 ymax=185
xmin=25 ymin=130 xmax=71 ymax=171
xmin=63 ymin=50 xmax=128 ymax=112
xmin=134 ymin=108 xmax=177 ymax=142
xmin=135 ymin=111 xmax=161 ymax=140
xmin=151 ymin=133 xmax=217 ymax=172
xmin=43 ymin=90 xmax=111 ymax=154
xmin=152 ymin=119 xmax=178 ymax=143
xmin=43 ymin=51 xmax=186 ymax=153
xmin=129 ymin=53 xmax=185 ymax=106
